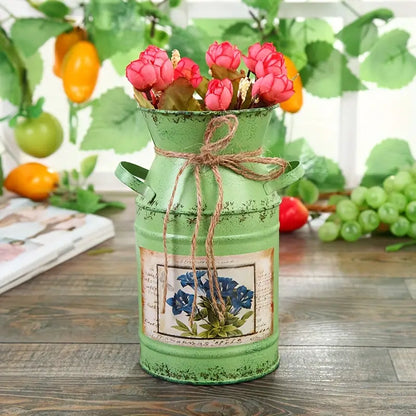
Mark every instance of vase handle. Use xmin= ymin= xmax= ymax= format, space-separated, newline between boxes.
xmin=115 ymin=161 xmax=156 ymax=202
xmin=264 ymin=160 xmax=304 ymax=194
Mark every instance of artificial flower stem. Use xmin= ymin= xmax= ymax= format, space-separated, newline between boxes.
xmin=236 ymin=95 xmax=242 ymax=110
xmin=145 ymin=89 xmax=153 ymax=103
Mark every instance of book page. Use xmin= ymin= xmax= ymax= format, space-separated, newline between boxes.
xmin=0 ymin=198 xmax=114 ymax=293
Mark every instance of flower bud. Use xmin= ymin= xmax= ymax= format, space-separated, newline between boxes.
xmin=139 ymin=45 xmax=174 ymax=90
xmin=243 ymin=42 xmax=276 ymax=73
xmin=206 ymin=41 xmax=241 ymax=71
xmin=252 ymin=73 xmax=294 ymax=105
xmin=174 ymin=57 xmax=202 ymax=88
xmin=205 ymin=78 xmax=233 ymax=111
xmin=126 ymin=58 xmax=157 ymax=91
xmin=254 ymin=52 xmax=287 ymax=78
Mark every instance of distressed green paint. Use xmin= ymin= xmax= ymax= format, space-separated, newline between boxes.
xmin=117 ymin=106 xmax=293 ymax=385
xmin=139 ymin=333 xmax=280 ymax=385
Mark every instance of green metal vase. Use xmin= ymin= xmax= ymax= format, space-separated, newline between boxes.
xmin=115 ymin=106 xmax=302 ymax=385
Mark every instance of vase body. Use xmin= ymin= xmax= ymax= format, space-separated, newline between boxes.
xmin=120 ymin=107 xmax=286 ymax=384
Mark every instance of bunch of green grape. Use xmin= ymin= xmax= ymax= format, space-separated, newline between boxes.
xmin=318 ymin=165 xmax=416 ymax=242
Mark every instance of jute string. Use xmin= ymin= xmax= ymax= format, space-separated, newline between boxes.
xmin=156 ymin=114 xmax=287 ymax=323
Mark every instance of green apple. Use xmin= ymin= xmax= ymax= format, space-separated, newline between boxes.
xmin=14 ymin=112 xmax=63 ymax=158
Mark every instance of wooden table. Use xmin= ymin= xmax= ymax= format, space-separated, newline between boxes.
xmin=1 ymin=193 xmax=415 ymax=416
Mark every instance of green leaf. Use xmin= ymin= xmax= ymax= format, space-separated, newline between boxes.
xmin=228 ymin=329 xmax=243 ymax=336
xmin=301 ymin=41 xmax=366 ymax=98
xmin=25 ymin=52 xmax=43 ymax=93
xmin=0 ymin=51 xmax=20 ymax=105
xmin=336 ymin=9 xmax=393 ymax=56
xmin=361 ymin=138 xmax=415 ymax=187
xmin=87 ymin=247 xmax=115 ymax=256
xmin=110 ymin=47 xmax=142 ymax=76
xmin=37 ymin=0 xmax=70 ymax=19
xmin=286 ymin=50 xmax=307 ymax=74
xmin=290 ymin=18 xmax=335 ymax=50
xmin=170 ymin=25 xmax=211 ymax=77
xmin=222 ymin=324 xmax=237 ymax=332
xmin=61 ymin=170 xmax=70 ymax=188
xmin=133 ymin=89 xmax=154 ymax=109
xmin=195 ymin=18 xmax=248 ymax=45
xmin=304 ymin=41 xmax=333 ymax=66
xmin=385 ymin=239 xmax=416 ymax=252
xmin=159 ymin=77 xmax=201 ymax=111
xmin=360 ymin=29 xmax=416 ymax=89
xmin=100 ymin=201 xmax=126 ymax=210
xmin=173 ymin=319 xmax=191 ymax=332
xmin=275 ymin=18 xmax=334 ymax=72
xmin=235 ymin=319 xmax=247 ymax=328
xmin=284 ymin=139 xmax=327 ymax=183
xmin=8 ymin=115 xmax=19 ymax=128
xmin=75 ymin=188 xmax=106 ymax=213
xmin=194 ymin=308 xmax=208 ymax=321
xmin=80 ymin=87 xmax=151 ymax=154
xmin=241 ymin=310 xmax=254 ymax=320
xmin=298 ymin=178 xmax=319 ymax=204
xmin=221 ymin=22 xmax=259 ymax=53
xmin=312 ymin=157 xmax=345 ymax=192
xmin=137 ymin=0 xmax=170 ymax=23
xmin=26 ymin=97 xmax=45 ymax=118
xmin=81 ymin=155 xmax=98 ymax=179
xmin=285 ymin=180 xmax=299 ymax=197
xmin=71 ymin=169 xmax=80 ymax=181
xmin=51 ymin=186 xmax=126 ymax=213
xmin=11 ymin=18 xmax=71 ymax=57
xmin=196 ymin=77 xmax=209 ymax=100
xmin=263 ymin=111 xmax=286 ymax=157
xmin=283 ymin=139 xmax=345 ymax=192
xmin=169 ymin=0 xmax=181 ymax=7
xmin=85 ymin=0 xmax=146 ymax=61
xmin=48 ymin=194 xmax=75 ymax=210
xmin=211 ymin=64 xmax=244 ymax=81
xmin=144 ymin=25 xmax=169 ymax=49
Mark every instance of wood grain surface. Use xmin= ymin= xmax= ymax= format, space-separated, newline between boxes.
xmin=0 ymin=192 xmax=415 ymax=416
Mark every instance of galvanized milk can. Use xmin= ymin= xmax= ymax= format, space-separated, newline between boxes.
xmin=115 ymin=106 xmax=302 ymax=384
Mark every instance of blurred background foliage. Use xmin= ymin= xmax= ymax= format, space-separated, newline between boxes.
xmin=0 ymin=0 xmax=415 ymax=202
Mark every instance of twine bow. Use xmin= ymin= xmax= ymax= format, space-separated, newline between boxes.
xmin=156 ymin=114 xmax=287 ymax=323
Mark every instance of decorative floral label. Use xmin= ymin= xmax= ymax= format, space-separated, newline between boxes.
xmin=140 ymin=248 xmax=274 ymax=347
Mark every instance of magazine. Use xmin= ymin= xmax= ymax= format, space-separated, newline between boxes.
xmin=0 ymin=198 xmax=115 ymax=294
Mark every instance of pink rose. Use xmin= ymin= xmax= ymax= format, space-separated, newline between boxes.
xmin=252 ymin=73 xmax=294 ymax=105
xmin=174 ymin=57 xmax=202 ymax=88
xmin=254 ymin=52 xmax=287 ymax=78
xmin=139 ymin=45 xmax=173 ymax=90
xmin=139 ymin=45 xmax=163 ymax=61
xmin=206 ymin=41 xmax=241 ymax=70
xmin=126 ymin=58 xmax=157 ymax=91
xmin=243 ymin=42 xmax=276 ymax=73
xmin=204 ymin=78 xmax=233 ymax=111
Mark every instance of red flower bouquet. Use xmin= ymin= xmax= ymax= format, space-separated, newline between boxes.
xmin=126 ymin=41 xmax=295 ymax=111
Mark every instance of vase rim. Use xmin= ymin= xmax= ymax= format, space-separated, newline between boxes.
xmin=137 ymin=104 xmax=279 ymax=116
